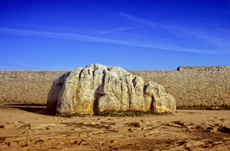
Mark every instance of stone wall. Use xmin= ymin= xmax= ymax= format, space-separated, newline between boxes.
xmin=0 ymin=66 xmax=230 ymax=106
xmin=128 ymin=66 xmax=230 ymax=106
xmin=0 ymin=70 xmax=69 ymax=104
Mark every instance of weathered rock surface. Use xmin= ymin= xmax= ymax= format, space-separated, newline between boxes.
xmin=47 ymin=72 xmax=71 ymax=110
xmin=47 ymin=64 xmax=176 ymax=115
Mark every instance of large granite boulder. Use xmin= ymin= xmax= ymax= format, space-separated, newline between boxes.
xmin=47 ymin=64 xmax=176 ymax=115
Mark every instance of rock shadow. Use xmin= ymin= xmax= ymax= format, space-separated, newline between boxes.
xmin=0 ymin=104 xmax=56 ymax=116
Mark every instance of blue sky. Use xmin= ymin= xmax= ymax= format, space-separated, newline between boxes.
xmin=0 ymin=0 xmax=230 ymax=70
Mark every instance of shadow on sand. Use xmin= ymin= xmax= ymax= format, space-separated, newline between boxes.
xmin=0 ymin=104 xmax=56 ymax=116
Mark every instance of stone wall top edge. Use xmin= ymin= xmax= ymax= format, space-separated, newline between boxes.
xmin=127 ymin=70 xmax=178 ymax=72
xmin=0 ymin=70 xmax=178 ymax=72
xmin=1 ymin=65 xmax=230 ymax=72
xmin=178 ymin=65 xmax=230 ymax=71
xmin=0 ymin=70 xmax=71 ymax=72
xmin=178 ymin=65 xmax=230 ymax=68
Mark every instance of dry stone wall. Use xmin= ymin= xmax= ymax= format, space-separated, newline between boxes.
xmin=129 ymin=66 xmax=230 ymax=106
xmin=0 ymin=70 xmax=69 ymax=104
xmin=0 ymin=66 xmax=230 ymax=106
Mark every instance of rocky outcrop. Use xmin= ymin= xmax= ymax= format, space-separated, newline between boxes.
xmin=47 ymin=64 xmax=176 ymax=115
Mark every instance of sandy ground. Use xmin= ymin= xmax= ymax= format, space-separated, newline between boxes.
xmin=0 ymin=104 xmax=230 ymax=151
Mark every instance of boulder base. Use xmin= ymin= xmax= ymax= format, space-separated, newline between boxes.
xmin=47 ymin=64 xmax=176 ymax=114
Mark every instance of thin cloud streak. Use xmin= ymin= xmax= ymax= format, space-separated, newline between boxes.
xmin=120 ymin=12 xmax=230 ymax=51
xmin=94 ymin=26 xmax=142 ymax=34
xmin=119 ymin=12 xmax=157 ymax=27
xmin=0 ymin=27 xmax=227 ymax=55
xmin=119 ymin=12 xmax=180 ymax=30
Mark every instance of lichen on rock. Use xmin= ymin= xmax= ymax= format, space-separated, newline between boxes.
xmin=47 ymin=64 xmax=176 ymax=115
